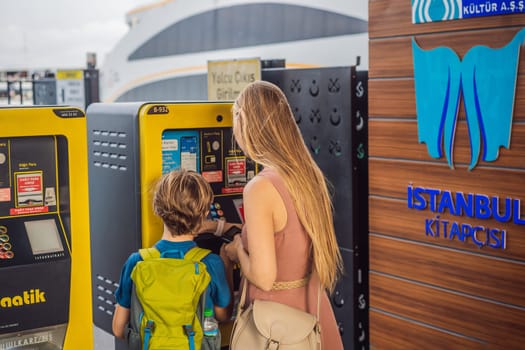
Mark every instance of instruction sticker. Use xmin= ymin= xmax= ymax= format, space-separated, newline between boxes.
xmin=226 ymin=158 xmax=246 ymax=186
xmin=16 ymin=172 xmax=43 ymax=207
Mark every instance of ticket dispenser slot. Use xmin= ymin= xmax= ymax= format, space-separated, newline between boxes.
xmin=0 ymin=106 xmax=93 ymax=350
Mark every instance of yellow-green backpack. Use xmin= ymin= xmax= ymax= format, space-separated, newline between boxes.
xmin=128 ymin=247 xmax=212 ymax=350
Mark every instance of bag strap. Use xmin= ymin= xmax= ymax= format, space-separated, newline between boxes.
xmin=184 ymin=246 xmax=212 ymax=322
xmin=184 ymin=246 xmax=211 ymax=262
xmin=138 ymin=247 xmax=161 ymax=260
xmin=237 ymin=271 xmax=322 ymax=321
xmin=138 ymin=246 xmax=211 ymax=261
xmin=143 ymin=320 xmax=155 ymax=350
xmin=185 ymin=246 xmax=212 ymax=350
xmin=135 ymin=247 xmax=160 ymax=350
xmin=271 ymin=275 xmax=310 ymax=290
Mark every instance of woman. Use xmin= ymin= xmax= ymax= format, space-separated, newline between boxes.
xmin=224 ymin=80 xmax=344 ymax=349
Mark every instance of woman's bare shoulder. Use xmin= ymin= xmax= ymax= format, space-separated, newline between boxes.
xmin=244 ymin=174 xmax=276 ymax=197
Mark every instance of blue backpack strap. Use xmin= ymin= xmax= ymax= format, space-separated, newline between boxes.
xmin=185 ymin=247 xmax=211 ymax=349
xmin=143 ymin=320 xmax=155 ymax=350
xmin=183 ymin=324 xmax=196 ymax=350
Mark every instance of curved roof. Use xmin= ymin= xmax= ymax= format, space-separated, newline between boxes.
xmin=128 ymin=3 xmax=367 ymax=60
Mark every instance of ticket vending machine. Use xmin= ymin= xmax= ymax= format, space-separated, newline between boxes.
xmin=0 ymin=106 xmax=93 ymax=349
xmin=86 ymin=102 xmax=250 ymax=348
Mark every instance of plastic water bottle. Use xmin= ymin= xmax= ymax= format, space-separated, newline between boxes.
xmin=203 ymin=308 xmax=219 ymax=337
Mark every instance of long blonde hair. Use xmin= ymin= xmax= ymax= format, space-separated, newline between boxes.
xmin=233 ymin=80 xmax=343 ymax=292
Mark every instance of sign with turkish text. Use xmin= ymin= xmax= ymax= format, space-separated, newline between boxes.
xmin=207 ymin=58 xmax=261 ymax=100
xmin=412 ymin=0 xmax=525 ymax=23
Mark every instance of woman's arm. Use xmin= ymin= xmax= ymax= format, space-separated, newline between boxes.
xmin=229 ymin=176 xmax=281 ymax=291
xmin=112 ymin=304 xmax=130 ymax=339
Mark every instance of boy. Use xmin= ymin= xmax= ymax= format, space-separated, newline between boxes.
xmin=112 ymin=169 xmax=233 ymax=339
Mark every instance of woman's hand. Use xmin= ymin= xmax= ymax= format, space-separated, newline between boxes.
xmin=220 ymin=243 xmax=234 ymax=269
xmin=224 ymin=234 xmax=243 ymax=263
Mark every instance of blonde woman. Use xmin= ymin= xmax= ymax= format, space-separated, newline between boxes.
xmin=224 ymin=80 xmax=344 ymax=349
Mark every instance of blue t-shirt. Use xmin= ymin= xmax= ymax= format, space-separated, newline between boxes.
xmin=115 ymin=240 xmax=230 ymax=310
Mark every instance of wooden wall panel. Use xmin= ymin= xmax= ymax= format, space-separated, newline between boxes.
xmin=370 ymin=235 xmax=525 ymax=306
xmin=369 ymin=120 xmax=525 ymax=167
xmin=369 ymin=196 xmax=525 ymax=260
xmin=369 ymin=159 xmax=525 ymax=198
xmin=369 ymin=27 xmax=525 ymax=78
xmin=370 ymin=273 xmax=525 ymax=349
xmin=369 ymin=0 xmax=525 ymax=38
xmin=369 ymin=0 xmax=525 ymax=348
xmin=368 ymin=79 xmax=415 ymax=118
xmin=370 ymin=311 xmax=487 ymax=350
xmin=369 ymin=79 xmax=525 ymax=120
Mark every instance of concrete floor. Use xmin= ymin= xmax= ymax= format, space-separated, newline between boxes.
xmin=94 ymin=326 xmax=114 ymax=350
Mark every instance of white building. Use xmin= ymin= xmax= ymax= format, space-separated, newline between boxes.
xmin=100 ymin=0 xmax=369 ymax=102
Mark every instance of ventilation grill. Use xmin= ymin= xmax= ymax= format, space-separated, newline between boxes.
xmin=95 ymin=274 xmax=119 ymax=317
xmin=91 ymin=129 xmax=129 ymax=171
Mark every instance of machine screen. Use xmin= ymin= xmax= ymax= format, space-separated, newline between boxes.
xmin=24 ymin=219 xmax=64 ymax=255
xmin=162 ymin=130 xmax=200 ymax=174
xmin=180 ymin=135 xmax=198 ymax=171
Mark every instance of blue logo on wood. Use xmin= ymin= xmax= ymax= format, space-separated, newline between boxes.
xmin=412 ymin=28 xmax=525 ymax=170
xmin=412 ymin=0 xmax=525 ymax=24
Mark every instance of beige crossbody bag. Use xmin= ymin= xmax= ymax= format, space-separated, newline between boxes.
xmin=230 ymin=274 xmax=322 ymax=350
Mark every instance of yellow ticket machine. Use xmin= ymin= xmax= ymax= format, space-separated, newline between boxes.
xmin=87 ymin=102 xmax=251 ymax=348
xmin=0 ymin=106 xmax=93 ymax=349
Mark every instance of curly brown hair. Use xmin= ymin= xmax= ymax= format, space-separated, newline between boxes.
xmin=152 ymin=169 xmax=213 ymax=236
